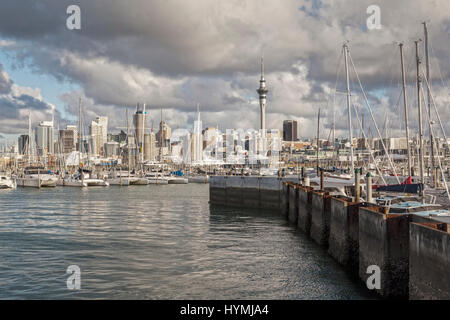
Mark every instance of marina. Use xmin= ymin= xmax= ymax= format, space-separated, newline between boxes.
xmin=0 ymin=1 xmax=449 ymax=304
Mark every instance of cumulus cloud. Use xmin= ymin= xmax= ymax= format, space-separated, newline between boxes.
xmin=0 ymin=64 xmax=56 ymax=134
xmin=0 ymin=0 xmax=449 ymax=138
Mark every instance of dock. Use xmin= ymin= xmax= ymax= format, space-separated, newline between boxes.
xmin=209 ymin=175 xmax=450 ymax=300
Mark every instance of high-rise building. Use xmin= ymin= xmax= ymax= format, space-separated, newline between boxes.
xmin=18 ymin=134 xmax=30 ymax=155
xmin=156 ymin=121 xmax=171 ymax=148
xmin=283 ymin=120 xmax=298 ymax=141
xmin=133 ymin=104 xmax=148 ymax=162
xmin=59 ymin=128 xmax=77 ymax=154
xmin=108 ymin=130 xmax=127 ymax=145
xmin=89 ymin=117 xmax=108 ymax=156
xmin=104 ymin=141 xmax=120 ymax=157
xmin=35 ymin=120 xmax=54 ymax=155
xmin=144 ymin=132 xmax=156 ymax=161
xmin=96 ymin=117 xmax=108 ymax=143
xmin=192 ymin=106 xmax=203 ymax=164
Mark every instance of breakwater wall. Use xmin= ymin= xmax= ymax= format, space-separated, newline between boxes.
xmin=209 ymin=176 xmax=450 ymax=300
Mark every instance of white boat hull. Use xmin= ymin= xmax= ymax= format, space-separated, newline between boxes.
xmin=108 ymin=177 xmax=137 ymax=186
xmin=84 ymin=179 xmax=109 ymax=186
xmin=18 ymin=177 xmax=58 ymax=188
xmin=0 ymin=179 xmax=16 ymax=189
xmin=148 ymin=178 xmax=169 ymax=185
xmin=167 ymin=177 xmax=188 ymax=184
xmin=131 ymin=178 xmax=149 ymax=185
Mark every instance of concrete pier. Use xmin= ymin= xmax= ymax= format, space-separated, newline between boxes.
xmin=297 ymin=185 xmax=314 ymax=234
xmin=357 ymin=206 xmax=433 ymax=298
xmin=358 ymin=206 xmax=410 ymax=298
xmin=288 ymin=184 xmax=299 ymax=224
xmin=281 ymin=182 xmax=290 ymax=218
xmin=209 ymin=175 xmax=450 ymax=299
xmin=210 ymin=176 xmax=298 ymax=212
xmin=409 ymin=222 xmax=450 ymax=299
xmin=328 ymin=196 xmax=361 ymax=270
xmin=310 ymin=190 xmax=332 ymax=247
xmin=242 ymin=176 xmax=260 ymax=208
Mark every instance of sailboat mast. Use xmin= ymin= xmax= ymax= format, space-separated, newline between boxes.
xmin=316 ymin=107 xmax=320 ymax=174
xmin=399 ymin=43 xmax=412 ymax=177
xmin=78 ymin=97 xmax=82 ymax=163
xmin=423 ymin=22 xmax=435 ymax=187
xmin=126 ymin=108 xmax=130 ymax=178
xmin=343 ymin=43 xmax=355 ymax=174
xmin=159 ymin=107 xmax=163 ymax=162
xmin=28 ymin=111 xmax=31 ymax=164
xmin=415 ymin=40 xmax=425 ymax=197
xmin=142 ymin=103 xmax=146 ymax=166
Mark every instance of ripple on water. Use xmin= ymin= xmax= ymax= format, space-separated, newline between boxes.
xmin=0 ymin=184 xmax=376 ymax=299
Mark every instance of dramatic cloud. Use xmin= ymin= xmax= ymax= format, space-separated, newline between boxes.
xmin=0 ymin=0 xmax=449 ymax=139
xmin=0 ymin=64 xmax=56 ymax=134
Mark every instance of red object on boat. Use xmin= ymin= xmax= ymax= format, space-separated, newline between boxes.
xmin=402 ymin=176 xmax=412 ymax=185
xmin=372 ymin=176 xmax=412 ymax=189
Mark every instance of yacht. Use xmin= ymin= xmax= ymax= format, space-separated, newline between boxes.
xmin=17 ymin=167 xmax=58 ymax=188
xmin=0 ymin=175 xmax=16 ymax=189
xmin=145 ymin=172 xmax=169 ymax=185
xmin=60 ymin=169 xmax=109 ymax=187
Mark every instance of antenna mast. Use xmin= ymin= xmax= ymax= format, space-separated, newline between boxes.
xmin=343 ymin=43 xmax=355 ymax=175
xmin=415 ymin=40 xmax=425 ymax=198
xmin=399 ymin=43 xmax=412 ymax=177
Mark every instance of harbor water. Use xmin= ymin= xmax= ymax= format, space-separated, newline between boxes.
xmin=0 ymin=184 xmax=375 ymax=299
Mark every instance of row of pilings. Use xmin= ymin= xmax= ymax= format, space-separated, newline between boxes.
xmin=209 ymin=175 xmax=450 ymax=299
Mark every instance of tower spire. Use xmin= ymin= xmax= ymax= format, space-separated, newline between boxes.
xmin=257 ymin=56 xmax=268 ymax=130
xmin=261 ymin=56 xmax=264 ymax=80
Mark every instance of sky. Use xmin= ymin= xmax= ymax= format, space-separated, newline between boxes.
xmin=0 ymin=0 xmax=449 ymax=143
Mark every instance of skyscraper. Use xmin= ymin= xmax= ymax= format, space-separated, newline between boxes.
xmin=283 ymin=120 xmax=298 ymax=141
xmin=256 ymin=56 xmax=268 ymax=130
xmin=89 ymin=117 xmax=108 ymax=156
xmin=192 ymin=105 xmax=203 ymax=164
xmin=133 ymin=104 xmax=147 ymax=161
xmin=18 ymin=134 xmax=30 ymax=155
xmin=35 ymin=120 xmax=54 ymax=155
xmin=59 ymin=128 xmax=77 ymax=154
xmin=156 ymin=121 xmax=171 ymax=148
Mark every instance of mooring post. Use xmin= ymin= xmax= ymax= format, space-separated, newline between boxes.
xmin=366 ymin=172 xmax=372 ymax=203
xmin=320 ymin=168 xmax=324 ymax=191
xmin=304 ymin=176 xmax=310 ymax=187
xmin=355 ymin=168 xmax=360 ymax=202
xmin=301 ymin=166 xmax=305 ymax=185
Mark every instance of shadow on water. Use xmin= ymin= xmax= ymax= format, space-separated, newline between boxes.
xmin=0 ymin=185 xmax=378 ymax=299
xmin=209 ymin=203 xmax=379 ymax=300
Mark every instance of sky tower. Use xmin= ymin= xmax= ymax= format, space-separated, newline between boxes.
xmin=256 ymin=56 xmax=268 ymax=130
